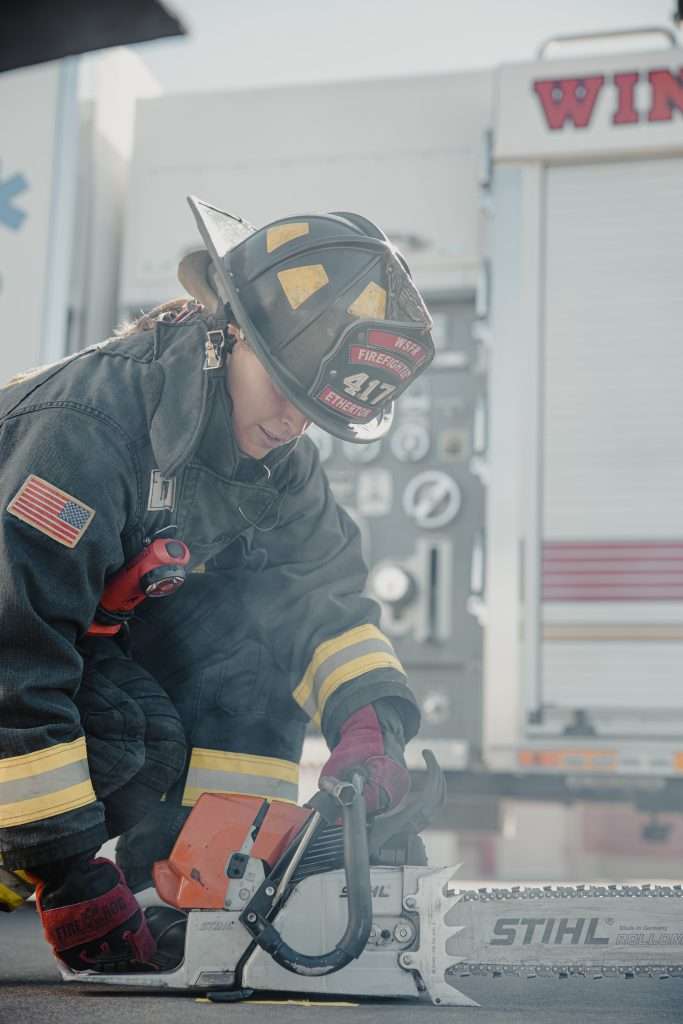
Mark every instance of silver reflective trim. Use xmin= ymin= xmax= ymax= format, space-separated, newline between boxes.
xmin=183 ymin=771 xmax=298 ymax=804
xmin=0 ymin=758 xmax=89 ymax=804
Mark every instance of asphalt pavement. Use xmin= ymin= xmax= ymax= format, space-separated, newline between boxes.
xmin=1 ymin=904 xmax=682 ymax=1024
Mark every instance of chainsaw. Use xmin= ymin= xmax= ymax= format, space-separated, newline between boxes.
xmin=58 ymin=752 xmax=683 ymax=1007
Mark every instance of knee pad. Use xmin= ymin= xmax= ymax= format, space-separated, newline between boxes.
xmin=78 ymin=645 xmax=188 ymax=814
xmin=119 ymin=677 xmax=188 ymax=793
xmin=76 ymin=665 xmax=146 ymax=799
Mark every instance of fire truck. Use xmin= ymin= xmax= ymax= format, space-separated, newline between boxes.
xmin=481 ymin=31 xmax=683 ymax=812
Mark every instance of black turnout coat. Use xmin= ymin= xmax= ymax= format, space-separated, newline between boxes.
xmin=0 ymin=308 xmax=418 ymax=869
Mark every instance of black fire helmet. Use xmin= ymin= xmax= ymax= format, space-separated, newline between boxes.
xmin=188 ymin=195 xmax=434 ymax=443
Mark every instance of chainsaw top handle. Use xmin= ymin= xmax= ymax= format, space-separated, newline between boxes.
xmin=238 ymin=773 xmax=373 ymax=977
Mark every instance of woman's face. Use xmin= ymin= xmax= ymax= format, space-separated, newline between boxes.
xmin=226 ymin=329 xmax=311 ymax=459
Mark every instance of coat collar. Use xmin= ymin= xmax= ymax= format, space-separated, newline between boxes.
xmin=149 ymin=316 xmax=215 ymax=478
xmin=149 ymin=314 xmax=297 ymax=483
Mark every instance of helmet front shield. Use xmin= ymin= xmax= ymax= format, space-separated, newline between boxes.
xmin=308 ymin=320 xmax=433 ymax=440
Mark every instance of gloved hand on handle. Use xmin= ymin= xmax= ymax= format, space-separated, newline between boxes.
xmin=320 ymin=699 xmax=410 ymax=815
xmin=34 ymin=851 xmax=158 ymax=973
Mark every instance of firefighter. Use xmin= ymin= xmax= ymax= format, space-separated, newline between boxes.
xmin=0 ymin=197 xmax=434 ymax=973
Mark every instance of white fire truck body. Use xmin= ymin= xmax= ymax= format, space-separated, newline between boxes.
xmin=482 ymin=44 xmax=683 ymax=782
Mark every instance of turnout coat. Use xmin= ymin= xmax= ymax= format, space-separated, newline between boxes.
xmin=0 ymin=309 xmax=418 ymax=870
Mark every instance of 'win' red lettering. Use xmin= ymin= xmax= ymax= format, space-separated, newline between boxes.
xmin=533 ymin=67 xmax=683 ymax=130
xmin=533 ymin=76 xmax=605 ymax=130
xmin=648 ymin=68 xmax=683 ymax=122
xmin=612 ymin=72 xmax=639 ymax=125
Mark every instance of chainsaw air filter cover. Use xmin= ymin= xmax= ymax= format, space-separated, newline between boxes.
xmin=153 ymin=793 xmax=311 ymax=910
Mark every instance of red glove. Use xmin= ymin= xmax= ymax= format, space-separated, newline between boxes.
xmin=34 ymin=852 xmax=158 ymax=973
xmin=320 ymin=703 xmax=410 ymax=814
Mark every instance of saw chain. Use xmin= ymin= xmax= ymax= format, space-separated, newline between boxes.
xmin=450 ymin=963 xmax=683 ymax=979
xmin=443 ymin=881 xmax=683 ymax=984
xmin=458 ymin=882 xmax=683 ymax=901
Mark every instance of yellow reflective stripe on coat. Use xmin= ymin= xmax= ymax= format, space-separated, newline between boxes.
xmin=182 ymin=749 xmax=299 ymax=806
xmin=0 ymin=737 xmax=95 ymax=827
xmin=293 ymin=624 xmax=405 ymax=726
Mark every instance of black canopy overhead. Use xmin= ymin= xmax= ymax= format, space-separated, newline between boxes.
xmin=1 ymin=0 xmax=185 ymax=73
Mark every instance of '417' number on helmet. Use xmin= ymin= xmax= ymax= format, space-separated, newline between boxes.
xmin=343 ymin=374 xmax=397 ymax=405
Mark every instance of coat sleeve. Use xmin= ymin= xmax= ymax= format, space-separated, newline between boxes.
xmin=236 ymin=437 xmax=420 ymax=748
xmin=0 ymin=407 xmax=138 ymax=868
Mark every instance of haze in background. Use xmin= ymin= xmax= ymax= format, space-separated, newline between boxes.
xmin=87 ymin=0 xmax=678 ymax=94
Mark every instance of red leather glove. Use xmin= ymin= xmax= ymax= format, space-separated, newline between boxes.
xmin=34 ymin=852 xmax=158 ymax=973
xmin=320 ymin=703 xmax=410 ymax=814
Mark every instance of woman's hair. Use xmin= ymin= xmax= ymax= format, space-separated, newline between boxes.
xmin=113 ymin=298 xmax=191 ymax=338
xmin=2 ymin=299 xmax=198 ymax=389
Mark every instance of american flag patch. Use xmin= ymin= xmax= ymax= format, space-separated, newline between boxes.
xmin=7 ymin=474 xmax=95 ymax=549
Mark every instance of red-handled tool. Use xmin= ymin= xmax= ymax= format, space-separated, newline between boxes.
xmin=87 ymin=539 xmax=191 ymax=636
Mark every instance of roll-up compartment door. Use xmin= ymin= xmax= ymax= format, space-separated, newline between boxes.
xmin=541 ymin=157 xmax=683 ymax=722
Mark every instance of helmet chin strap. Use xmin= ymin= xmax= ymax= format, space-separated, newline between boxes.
xmin=227 ymin=323 xmax=246 ymax=344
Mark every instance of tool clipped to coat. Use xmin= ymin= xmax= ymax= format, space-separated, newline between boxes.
xmin=87 ymin=538 xmax=191 ymax=636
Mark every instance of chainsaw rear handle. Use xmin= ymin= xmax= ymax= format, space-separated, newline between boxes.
xmin=240 ymin=773 xmax=373 ymax=976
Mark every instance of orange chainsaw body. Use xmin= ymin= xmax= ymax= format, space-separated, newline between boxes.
xmin=153 ymin=793 xmax=311 ymax=909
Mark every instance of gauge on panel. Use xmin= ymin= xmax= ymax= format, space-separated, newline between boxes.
xmin=402 ymin=471 xmax=462 ymax=529
xmin=370 ymin=563 xmax=415 ymax=607
xmin=390 ymin=421 xmax=430 ymax=463
xmin=421 ymin=690 xmax=451 ymax=726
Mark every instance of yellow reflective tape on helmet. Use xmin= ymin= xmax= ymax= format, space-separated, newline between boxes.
xmin=277 ymin=265 xmax=329 ymax=310
xmin=347 ymin=281 xmax=387 ymax=320
xmin=267 ymin=222 xmax=310 ymax=253
xmin=0 ymin=781 xmax=96 ymax=828
xmin=181 ymin=749 xmax=299 ymax=807
xmin=293 ymin=624 xmax=406 ymax=724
